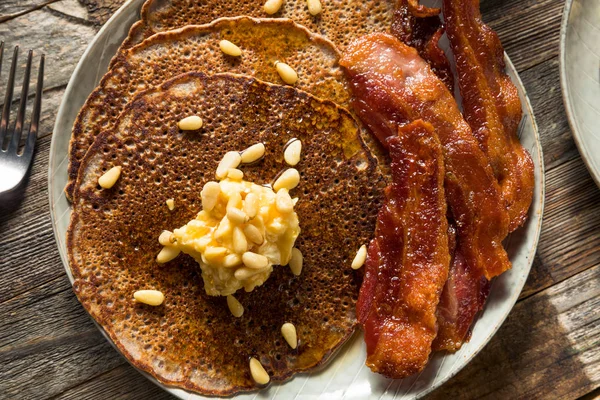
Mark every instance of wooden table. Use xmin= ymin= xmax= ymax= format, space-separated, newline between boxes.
xmin=0 ymin=0 xmax=598 ymax=398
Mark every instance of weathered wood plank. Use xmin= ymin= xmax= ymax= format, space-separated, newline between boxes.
xmin=78 ymin=0 xmax=127 ymax=26
xmin=53 ymin=364 xmax=175 ymax=399
xmin=519 ymin=57 xmax=579 ymax=171
xmin=482 ymin=0 xmax=563 ymax=72
xmin=0 ymin=1 xmax=97 ymax=97
xmin=431 ymin=265 xmax=600 ymax=399
xmin=0 ymin=0 xmax=60 ymax=22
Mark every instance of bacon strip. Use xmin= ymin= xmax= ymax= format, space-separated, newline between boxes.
xmin=433 ymin=245 xmax=491 ymax=351
xmin=443 ymin=0 xmax=535 ymax=232
xmin=340 ymin=33 xmax=510 ymax=280
xmin=391 ymin=0 xmax=454 ymax=92
xmin=357 ymin=120 xmax=450 ymax=378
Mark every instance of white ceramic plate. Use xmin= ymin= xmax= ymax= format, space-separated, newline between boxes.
xmin=560 ymin=0 xmax=600 ymax=188
xmin=49 ymin=1 xmax=545 ymax=398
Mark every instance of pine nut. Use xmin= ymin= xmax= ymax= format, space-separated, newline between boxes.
xmin=292 ymin=197 xmax=299 ymax=205
xmin=227 ymin=168 xmax=244 ymax=181
xmin=275 ymin=189 xmax=294 ymax=214
xmin=214 ymin=217 xmax=233 ymax=240
xmin=233 ymin=226 xmax=248 ymax=254
xmin=273 ymin=168 xmax=300 ymax=191
xmin=351 ymin=244 xmax=367 ymax=269
xmin=205 ymin=246 xmax=228 ymax=262
xmin=275 ymin=61 xmax=298 ymax=85
xmin=158 ymin=230 xmax=174 ymax=246
xmin=243 ymin=224 xmax=264 ymax=244
xmin=227 ymin=206 xmax=247 ymax=225
xmin=242 ymin=252 xmax=269 ymax=269
xmin=284 ymin=140 xmax=302 ymax=166
xmin=228 ymin=192 xmax=242 ymax=209
xmin=289 ymin=248 xmax=303 ymax=276
xmin=244 ymin=193 xmax=259 ymax=218
xmin=227 ymin=294 xmax=244 ymax=317
xmin=307 ymin=0 xmax=322 ymax=15
xmin=201 ymin=181 xmax=221 ymax=211
xmin=281 ymin=322 xmax=298 ymax=349
xmin=249 ymin=357 xmax=270 ymax=385
xmin=178 ymin=115 xmax=203 ymax=131
xmin=156 ymin=246 xmax=181 ymax=264
xmin=134 ymin=290 xmax=165 ymax=306
xmin=263 ymin=0 xmax=283 ymax=15
xmin=219 ymin=39 xmax=242 ymax=57
xmin=234 ymin=266 xmax=265 ymax=280
xmin=223 ymin=253 xmax=242 ymax=268
xmin=216 ymin=151 xmax=242 ymax=179
xmin=166 ymin=198 xmax=175 ymax=210
xmin=98 ymin=166 xmax=122 ymax=189
xmin=241 ymin=143 xmax=266 ymax=164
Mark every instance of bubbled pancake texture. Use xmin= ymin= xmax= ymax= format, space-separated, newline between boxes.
xmin=67 ymin=17 xmax=348 ymax=200
xmin=68 ymin=73 xmax=386 ymax=395
xmin=127 ymin=0 xmax=396 ymax=54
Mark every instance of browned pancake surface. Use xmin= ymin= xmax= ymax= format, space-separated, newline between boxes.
xmin=68 ymin=73 xmax=385 ymax=395
xmin=67 ymin=17 xmax=349 ymax=200
xmin=121 ymin=0 xmax=396 ymax=55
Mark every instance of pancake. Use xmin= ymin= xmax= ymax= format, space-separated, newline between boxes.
xmin=68 ymin=72 xmax=386 ymax=395
xmin=66 ymin=17 xmax=349 ymax=200
xmin=113 ymin=0 xmax=397 ymax=63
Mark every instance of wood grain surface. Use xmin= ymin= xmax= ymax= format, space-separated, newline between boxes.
xmin=0 ymin=0 xmax=599 ymax=399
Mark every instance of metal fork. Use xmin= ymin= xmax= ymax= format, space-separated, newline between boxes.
xmin=0 ymin=42 xmax=44 ymax=193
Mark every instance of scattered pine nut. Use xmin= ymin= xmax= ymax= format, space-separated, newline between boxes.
xmin=284 ymin=140 xmax=302 ymax=166
xmin=216 ymin=151 xmax=242 ymax=179
xmin=178 ymin=115 xmax=203 ymax=131
xmin=243 ymin=224 xmax=264 ymax=244
xmin=249 ymin=357 xmax=270 ymax=385
xmin=351 ymin=244 xmax=367 ymax=269
xmin=227 ymin=206 xmax=248 ymax=225
xmin=134 ymin=290 xmax=165 ymax=306
xmin=227 ymin=294 xmax=244 ymax=317
xmin=240 ymin=143 xmax=266 ymax=164
xmin=158 ymin=230 xmax=174 ymax=246
xmin=273 ymin=168 xmax=300 ymax=191
xmin=242 ymin=252 xmax=270 ymax=269
xmin=307 ymin=0 xmax=322 ymax=15
xmin=263 ymin=0 xmax=283 ymax=15
xmin=227 ymin=168 xmax=244 ymax=181
xmin=166 ymin=198 xmax=175 ymax=210
xmin=219 ymin=40 xmax=242 ymax=57
xmin=156 ymin=246 xmax=181 ymax=264
xmin=244 ymin=193 xmax=260 ymax=218
xmin=275 ymin=189 xmax=294 ymax=214
xmin=289 ymin=248 xmax=303 ymax=276
xmin=98 ymin=166 xmax=122 ymax=189
xmin=275 ymin=61 xmax=298 ymax=85
xmin=201 ymin=181 xmax=221 ymax=211
xmin=233 ymin=226 xmax=248 ymax=254
xmin=281 ymin=322 xmax=298 ymax=349
xmin=223 ymin=253 xmax=242 ymax=268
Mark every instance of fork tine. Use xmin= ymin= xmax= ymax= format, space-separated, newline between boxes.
xmin=0 ymin=42 xmax=4 ymax=77
xmin=8 ymin=49 xmax=32 ymax=154
xmin=23 ymin=54 xmax=44 ymax=159
xmin=0 ymin=45 xmax=18 ymax=150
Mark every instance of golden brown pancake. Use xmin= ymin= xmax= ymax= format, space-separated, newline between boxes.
xmin=68 ymin=72 xmax=386 ymax=395
xmin=114 ymin=0 xmax=396 ymax=63
xmin=66 ymin=17 xmax=349 ymax=200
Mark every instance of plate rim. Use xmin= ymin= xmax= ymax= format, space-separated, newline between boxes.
xmin=48 ymin=1 xmax=545 ymax=398
xmin=559 ymin=0 xmax=600 ymax=188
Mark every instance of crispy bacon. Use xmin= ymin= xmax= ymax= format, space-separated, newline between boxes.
xmin=391 ymin=0 xmax=454 ymax=92
xmin=443 ymin=0 xmax=535 ymax=232
xmin=433 ymin=246 xmax=490 ymax=351
xmin=357 ymin=120 xmax=450 ymax=378
xmin=340 ymin=33 xmax=510 ymax=280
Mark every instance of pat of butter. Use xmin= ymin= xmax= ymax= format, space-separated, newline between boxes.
xmin=170 ymin=177 xmax=300 ymax=296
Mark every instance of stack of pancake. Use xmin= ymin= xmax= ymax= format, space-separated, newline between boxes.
xmin=66 ymin=0 xmax=394 ymax=395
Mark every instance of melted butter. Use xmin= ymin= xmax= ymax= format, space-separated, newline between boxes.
xmin=170 ymin=177 xmax=300 ymax=296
